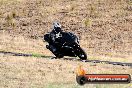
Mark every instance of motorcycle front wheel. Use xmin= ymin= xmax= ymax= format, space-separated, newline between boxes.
xmin=74 ymin=46 xmax=87 ymax=60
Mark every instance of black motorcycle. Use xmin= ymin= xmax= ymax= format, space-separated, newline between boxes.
xmin=44 ymin=32 xmax=87 ymax=60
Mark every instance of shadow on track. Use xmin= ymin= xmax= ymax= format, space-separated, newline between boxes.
xmin=0 ymin=51 xmax=52 ymax=58
xmin=63 ymin=57 xmax=132 ymax=67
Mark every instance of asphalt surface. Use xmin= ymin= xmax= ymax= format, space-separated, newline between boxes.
xmin=0 ymin=51 xmax=132 ymax=67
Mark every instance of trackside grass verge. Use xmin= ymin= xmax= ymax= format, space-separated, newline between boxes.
xmin=31 ymin=53 xmax=52 ymax=58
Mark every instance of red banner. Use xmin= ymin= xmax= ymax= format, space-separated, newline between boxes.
xmin=76 ymin=74 xmax=131 ymax=85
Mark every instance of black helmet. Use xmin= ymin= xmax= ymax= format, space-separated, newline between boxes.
xmin=53 ymin=22 xmax=62 ymax=33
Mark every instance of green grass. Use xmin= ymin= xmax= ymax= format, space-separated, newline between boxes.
xmin=32 ymin=52 xmax=52 ymax=58
xmin=84 ymin=18 xmax=92 ymax=27
xmin=32 ymin=53 xmax=44 ymax=57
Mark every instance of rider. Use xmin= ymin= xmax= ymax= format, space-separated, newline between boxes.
xmin=50 ymin=22 xmax=63 ymax=43
xmin=46 ymin=22 xmax=63 ymax=53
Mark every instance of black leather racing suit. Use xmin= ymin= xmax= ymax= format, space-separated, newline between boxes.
xmin=48 ymin=29 xmax=63 ymax=53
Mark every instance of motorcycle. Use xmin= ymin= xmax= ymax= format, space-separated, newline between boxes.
xmin=44 ymin=32 xmax=87 ymax=60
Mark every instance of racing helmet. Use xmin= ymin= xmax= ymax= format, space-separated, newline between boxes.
xmin=53 ymin=22 xmax=62 ymax=33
